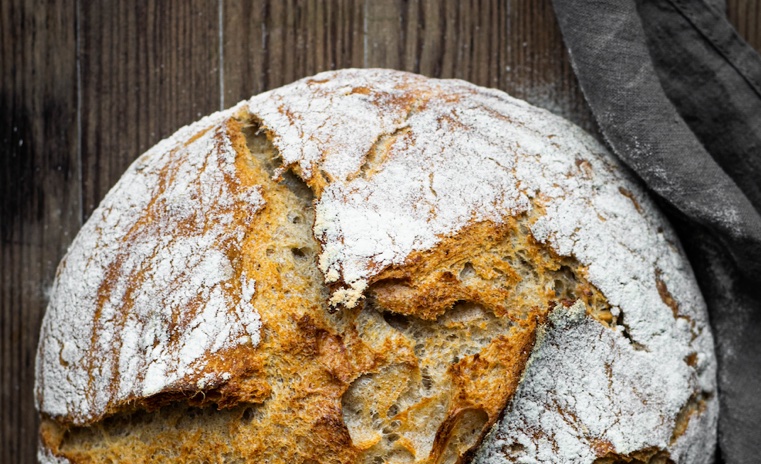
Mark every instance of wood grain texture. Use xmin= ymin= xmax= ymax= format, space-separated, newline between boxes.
xmin=222 ymin=0 xmax=364 ymax=105
xmin=1 ymin=1 xmax=759 ymax=462
xmin=728 ymin=0 xmax=761 ymax=52
xmin=225 ymin=0 xmax=594 ymax=130
xmin=79 ymin=0 xmax=220 ymax=218
xmin=0 ymin=2 xmax=79 ymax=463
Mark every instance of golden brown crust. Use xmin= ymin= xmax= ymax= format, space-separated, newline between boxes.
xmin=36 ymin=69 xmax=717 ymax=464
xmin=38 ymin=119 xmax=560 ymax=463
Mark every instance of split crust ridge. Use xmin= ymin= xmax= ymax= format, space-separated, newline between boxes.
xmin=40 ymin=113 xmax=606 ymax=463
xmin=36 ymin=70 xmax=717 ymax=464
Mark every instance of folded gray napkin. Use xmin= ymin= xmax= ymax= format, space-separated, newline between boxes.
xmin=550 ymin=1 xmax=761 ymax=462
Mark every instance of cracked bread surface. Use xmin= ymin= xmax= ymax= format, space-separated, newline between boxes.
xmin=36 ymin=69 xmax=717 ymax=463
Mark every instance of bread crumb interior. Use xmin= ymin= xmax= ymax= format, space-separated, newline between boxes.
xmin=41 ymin=118 xmax=615 ymax=464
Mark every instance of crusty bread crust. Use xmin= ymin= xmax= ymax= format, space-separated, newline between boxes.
xmin=36 ymin=70 xmax=717 ymax=463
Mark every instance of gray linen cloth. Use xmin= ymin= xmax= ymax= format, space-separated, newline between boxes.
xmin=550 ymin=1 xmax=761 ymax=462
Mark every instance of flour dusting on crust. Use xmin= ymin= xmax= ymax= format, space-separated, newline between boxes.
xmin=473 ymin=302 xmax=716 ymax=463
xmin=35 ymin=105 xmax=264 ymax=424
xmin=38 ymin=446 xmax=72 ymax=464
xmin=36 ymin=69 xmax=716 ymax=461
xmin=247 ymin=69 xmax=717 ymax=461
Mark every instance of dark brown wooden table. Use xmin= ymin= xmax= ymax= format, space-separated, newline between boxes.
xmin=2 ymin=1 xmax=759 ymax=462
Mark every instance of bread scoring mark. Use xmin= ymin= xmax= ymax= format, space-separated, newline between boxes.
xmin=337 ymin=213 xmax=611 ymax=462
xmin=349 ymin=125 xmax=412 ymax=183
xmin=44 ymin=118 xmax=362 ymax=464
xmin=366 ymin=216 xmax=613 ymax=326
xmin=37 ymin=70 xmax=717 ymax=463
xmin=252 ymin=70 xmax=425 ymax=187
xmin=248 ymin=70 xmax=715 ymax=462
xmin=50 ymin=119 xmax=549 ymax=463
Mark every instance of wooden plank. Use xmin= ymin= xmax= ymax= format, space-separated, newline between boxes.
xmin=0 ymin=1 xmax=79 ymax=463
xmin=222 ymin=0 xmax=268 ymax=101
xmin=501 ymin=0 xmax=595 ymax=131
xmin=728 ymin=0 xmax=761 ymax=52
xmin=223 ymin=0 xmax=365 ymax=104
xmin=225 ymin=0 xmax=593 ymax=131
xmin=79 ymin=0 xmax=221 ymax=219
xmin=362 ymin=0 xmax=595 ymax=131
xmin=384 ymin=0 xmax=504 ymax=86
xmin=363 ymin=0 xmax=405 ymax=69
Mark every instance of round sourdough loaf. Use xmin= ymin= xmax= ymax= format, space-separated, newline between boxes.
xmin=35 ymin=69 xmax=717 ymax=464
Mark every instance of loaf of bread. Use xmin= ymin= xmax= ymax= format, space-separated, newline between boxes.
xmin=35 ymin=69 xmax=717 ymax=463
